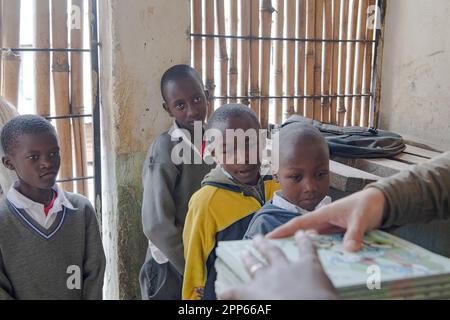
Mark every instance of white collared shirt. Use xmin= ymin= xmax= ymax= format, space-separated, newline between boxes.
xmin=272 ymin=190 xmax=332 ymax=215
xmin=7 ymin=182 xmax=76 ymax=230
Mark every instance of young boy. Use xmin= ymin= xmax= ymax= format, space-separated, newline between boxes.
xmin=182 ymin=104 xmax=280 ymax=300
xmin=244 ymin=122 xmax=331 ymax=239
xmin=140 ymin=65 xmax=215 ymax=300
xmin=0 ymin=115 xmax=105 ymax=300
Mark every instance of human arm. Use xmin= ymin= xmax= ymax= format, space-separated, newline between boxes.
xmin=268 ymin=152 xmax=450 ymax=251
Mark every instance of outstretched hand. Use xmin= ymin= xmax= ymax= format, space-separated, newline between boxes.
xmin=218 ymin=233 xmax=337 ymax=300
xmin=267 ymin=188 xmax=387 ymax=251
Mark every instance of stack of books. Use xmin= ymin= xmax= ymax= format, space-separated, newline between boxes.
xmin=215 ymin=231 xmax=450 ymax=299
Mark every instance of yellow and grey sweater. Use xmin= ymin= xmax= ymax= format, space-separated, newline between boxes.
xmin=182 ymin=165 xmax=280 ymax=300
xmin=0 ymin=192 xmax=105 ymax=300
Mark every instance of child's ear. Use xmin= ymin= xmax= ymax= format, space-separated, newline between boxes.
xmin=162 ymin=102 xmax=174 ymax=117
xmin=2 ymin=156 xmax=15 ymax=171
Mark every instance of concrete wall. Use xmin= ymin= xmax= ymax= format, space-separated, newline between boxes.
xmin=380 ymin=0 xmax=450 ymax=150
xmin=99 ymin=0 xmax=190 ymax=299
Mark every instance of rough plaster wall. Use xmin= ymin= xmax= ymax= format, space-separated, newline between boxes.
xmin=380 ymin=0 xmax=450 ymax=150
xmin=99 ymin=0 xmax=190 ymax=299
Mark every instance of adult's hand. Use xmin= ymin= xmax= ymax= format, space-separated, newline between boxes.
xmin=218 ymin=233 xmax=337 ymax=300
xmin=267 ymin=188 xmax=387 ymax=251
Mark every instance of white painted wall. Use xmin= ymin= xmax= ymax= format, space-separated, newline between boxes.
xmin=99 ymin=0 xmax=190 ymax=299
xmin=380 ymin=0 xmax=450 ymax=150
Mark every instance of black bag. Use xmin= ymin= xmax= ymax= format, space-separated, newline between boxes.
xmin=281 ymin=115 xmax=406 ymax=158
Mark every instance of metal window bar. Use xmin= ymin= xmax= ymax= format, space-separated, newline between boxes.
xmin=211 ymin=93 xmax=372 ymax=100
xmin=0 ymin=0 xmax=102 ymax=218
xmin=190 ymin=33 xmax=376 ymax=43
xmin=0 ymin=48 xmax=91 ymax=52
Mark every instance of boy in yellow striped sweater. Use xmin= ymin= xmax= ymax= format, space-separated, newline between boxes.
xmin=182 ymin=104 xmax=279 ymax=300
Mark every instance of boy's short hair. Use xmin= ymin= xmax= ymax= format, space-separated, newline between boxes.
xmin=1 ymin=114 xmax=56 ymax=155
xmin=160 ymin=64 xmax=203 ymax=101
xmin=277 ymin=122 xmax=329 ymax=158
xmin=207 ymin=104 xmax=261 ymax=132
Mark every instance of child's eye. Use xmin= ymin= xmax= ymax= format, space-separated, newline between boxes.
xmin=317 ymin=171 xmax=329 ymax=178
xmin=28 ymin=155 xmax=39 ymax=161
xmin=290 ymin=175 xmax=302 ymax=182
xmin=49 ymin=151 xmax=60 ymax=158
xmin=193 ymin=96 xmax=202 ymax=103
xmin=176 ymin=103 xmax=186 ymax=110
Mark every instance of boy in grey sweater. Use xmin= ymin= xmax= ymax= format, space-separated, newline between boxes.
xmin=0 ymin=115 xmax=105 ymax=300
xmin=139 ymin=65 xmax=215 ymax=299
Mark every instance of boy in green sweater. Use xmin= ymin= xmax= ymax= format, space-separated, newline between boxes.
xmin=0 ymin=115 xmax=105 ymax=300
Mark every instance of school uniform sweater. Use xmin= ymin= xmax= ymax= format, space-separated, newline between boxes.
xmin=140 ymin=123 xmax=215 ymax=299
xmin=244 ymin=193 xmax=332 ymax=239
xmin=0 ymin=192 xmax=105 ymax=300
xmin=182 ymin=166 xmax=280 ymax=300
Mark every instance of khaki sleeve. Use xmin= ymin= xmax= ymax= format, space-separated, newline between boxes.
xmin=367 ymin=152 xmax=450 ymax=228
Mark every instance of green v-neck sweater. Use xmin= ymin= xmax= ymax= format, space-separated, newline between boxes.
xmin=0 ymin=192 xmax=105 ymax=300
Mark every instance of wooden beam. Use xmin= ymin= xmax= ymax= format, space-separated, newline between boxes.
xmin=402 ymin=135 xmax=447 ymax=153
xmin=192 ymin=0 xmax=203 ymax=74
xmin=259 ymin=0 xmax=274 ymax=129
xmin=313 ymin=0 xmax=323 ymax=121
xmin=404 ymin=145 xmax=442 ymax=159
xmin=335 ymin=156 xmax=410 ymax=178
xmin=216 ymin=0 xmax=228 ymax=106
xmin=34 ymin=0 xmax=51 ymax=117
xmin=321 ymin=0 xmax=333 ymax=123
xmin=295 ymin=0 xmax=306 ymax=116
xmin=337 ymin=0 xmax=350 ymax=126
xmin=273 ymin=0 xmax=284 ymax=123
xmin=353 ymin=0 xmax=369 ymax=126
xmin=362 ymin=0 xmax=376 ymax=127
xmin=393 ymin=153 xmax=429 ymax=165
xmin=52 ymin=0 xmax=73 ymax=192
xmin=330 ymin=160 xmax=380 ymax=192
xmin=204 ymin=0 xmax=215 ymax=116
xmin=305 ymin=0 xmax=316 ymax=119
xmin=1 ymin=0 xmax=21 ymax=106
xmin=372 ymin=0 xmax=386 ymax=128
xmin=0 ymin=0 xmax=3 ymax=91
xmin=344 ymin=0 xmax=359 ymax=126
xmin=284 ymin=0 xmax=296 ymax=118
xmin=330 ymin=0 xmax=342 ymax=125
xmin=249 ymin=0 xmax=260 ymax=117
xmin=239 ymin=0 xmax=251 ymax=105
xmin=228 ymin=0 xmax=238 ymax=103
xmin=71 ymin=0 xmax=88 ymax=196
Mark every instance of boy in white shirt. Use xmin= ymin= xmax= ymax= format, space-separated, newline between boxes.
xmin=0 ymin=115 xmax=105 ymax=299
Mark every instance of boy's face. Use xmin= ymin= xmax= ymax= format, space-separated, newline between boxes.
xmin=163 ymin=76 xmax=208 ymax=132
xmin=2 ymin=131 xmax=61 ymax=190
xmin=215 ymin=116 xmax=261 ymax=186
xmin=275 ymin=141 xmax=329 ymax=211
